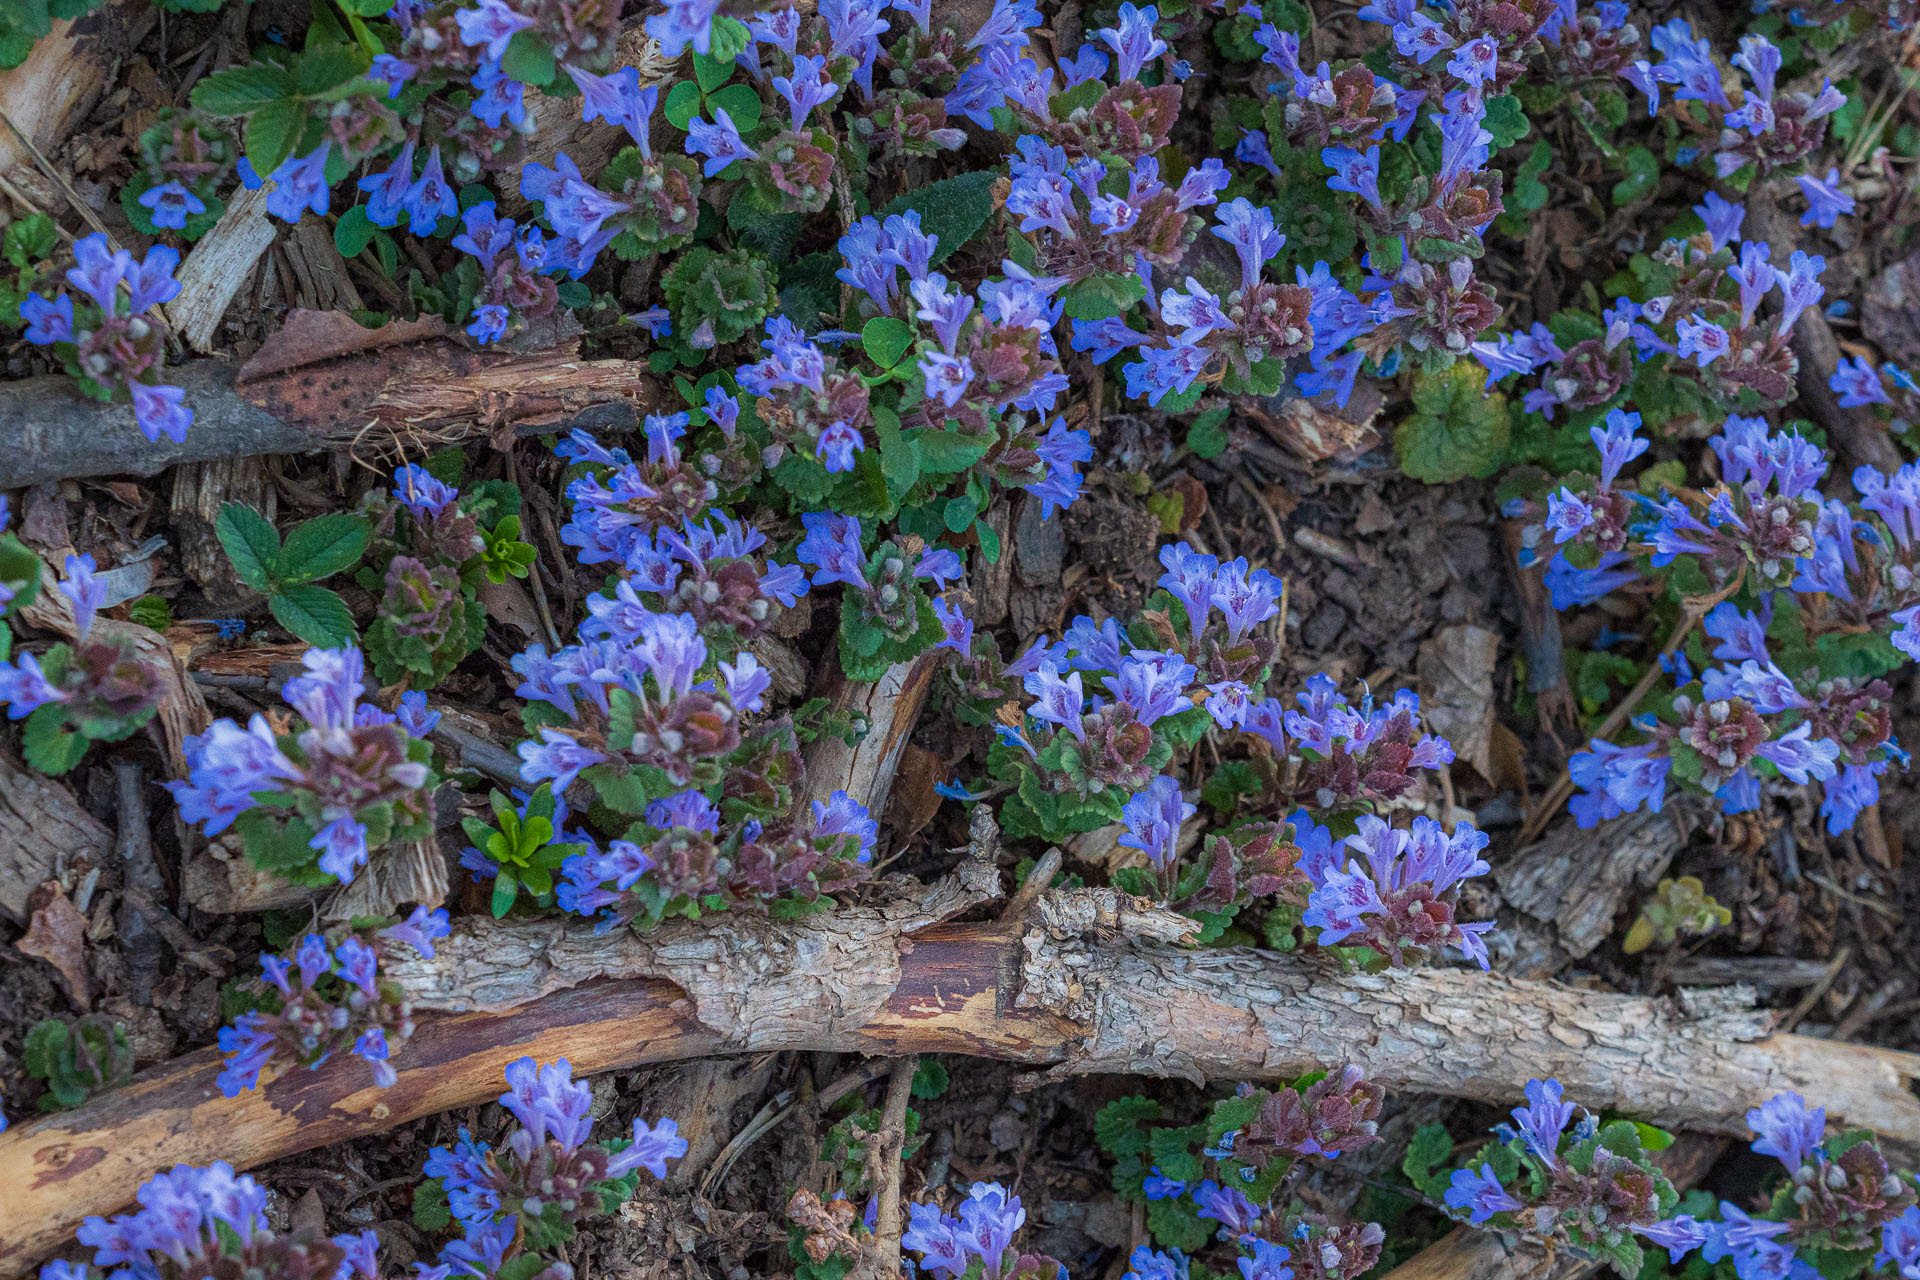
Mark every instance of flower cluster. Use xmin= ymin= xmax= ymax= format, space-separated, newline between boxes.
xmin=216 ymin=908 xmax=450 ymax=1097
xmin=1627 ymin=25 xmax=1846 ymax=182
xmin=1626 ymin=1092 xmax=1918 ymax=1279
xmin=0 ymin=552 xmax=166 ymax=774
xmin=903 ymin=1181 xmax=1065 ymax=1280
xmin=18 ymin=233 xmax=192 ymax=444
xmin=41 ymin=1059 xmax=682 ymax=1280
xmin=1480 ymin=198 xmax=1822 ymax=420
xmin=166 ymin=646 xmax=437 ymax=885
xmin=1439 ymin=1077 xmax=1695 ymax=1277
xmin=425 ymin=1056 xmax=686 ymax=1254
xmin=1098 ymin=1069 xmax=1391 ymax=1280
xmin=1299 ymin=813 xmax=1494 ymax=970
xmin=1516 ymin=414 xmax=1914 ymax=836
xmin=40 ymin=1160 xmax=404 ymax=1280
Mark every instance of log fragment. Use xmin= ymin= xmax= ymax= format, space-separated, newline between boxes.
xmin=2 ymin=817 xmax=1915 ymax=1277
xmin=0 ymin=746 xmax=113 ymax=922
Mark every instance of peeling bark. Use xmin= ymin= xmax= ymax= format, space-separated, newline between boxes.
xmin=1 ymin=812 xmax=1915 ymax=1276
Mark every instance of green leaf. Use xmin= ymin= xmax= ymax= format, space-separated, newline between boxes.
xmin=1060 ymin=271 xmax=1147 ymax=321
xmin=912 ymin=428 xmax=993 ymax=475
xmin=278 ymin=514 xmax=368 ymax=584
xmin=1610 ymin=146 xmax=1659 ymax=206
xmin=269 ymin=584 xmax=358 ymax=647
xmin=705 ymin=15 xmax=752 ymax=62
xmin=1394 ymin=361 xmax=1511 ymax=484
xmin=1187 ymin=407 xmax=1230 ymax=459
xmin=335 ymin=205 xmax=377 ymax=258
xmin=1402 ymin=1122 xmax=1455 ymax=1200
xmin=412 ymin=1181 xmax=452 ymax=1231
xmin=1144 ymin=1197 xmax=1213 ymax=1254
xmin=1482 ymin=94 xmax=1530 ymax=149
xmin=244 ymin=99 xmax=307 ymax=179
xmin=663 ymin=80 xmax=704 ymax=130
xmin=1092 ymin=1095 xmax=1163 ymax=1159
xmin=942 ymin=494 xmax=978 ymax=532
xmin=491 ymin=873 xmax=520 ymax=917
xmin=22 ymin=704 xmax=87 ymax=776
xmin=878 ymin=171 xmax=997 ymax=268
xmin=294 ymin=46 xmax=366 ymax=97
xmin=861 ymin=317 xmax=916 ymax=369
xmin=500 ymin=31 xmax=557 ymax=88
xmin=214 ymin=503 xmax=281 ymax=590
xmin=707 ymin=83 xmax=763 ymax=132
xmin=692 ymin=50 xmax=733 ymax=93
xmin=1511 ymin=140 xmax=1552 ymax=212
xmin=910 ymin=1057 xmax=950 ymax=1100
xmin=190 ymin=62 xmax=296 ymax=116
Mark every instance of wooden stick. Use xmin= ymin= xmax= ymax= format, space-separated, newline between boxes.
xmin=3 ymin=823 xmax=1916 ymax=1277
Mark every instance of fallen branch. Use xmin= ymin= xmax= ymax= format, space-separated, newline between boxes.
xmin=2 ymin=813 xmax=1916 ymax=1276
xmin=0 ymin=337 xmax=661 ymax=490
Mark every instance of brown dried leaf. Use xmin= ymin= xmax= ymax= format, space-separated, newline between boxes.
xmin=237 ymin=308 xmax=448 ymax=383
xmin=1417 ymin=624 xmax=1500 ymax=783
xmin=19 ymin=883 xmax=92 ymax=1010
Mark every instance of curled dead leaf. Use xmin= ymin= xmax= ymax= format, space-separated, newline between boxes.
xmin=18 ymin=882 xmax=92 ymax=1010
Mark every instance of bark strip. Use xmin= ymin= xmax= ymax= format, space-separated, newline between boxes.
xmin=0 ymin=825 xmax=1914 ymax=1275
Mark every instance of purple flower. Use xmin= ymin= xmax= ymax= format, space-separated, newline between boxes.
xmin=1024 ymin=662 xmax=1086 ymax=740
xmin=66 ymin=233 xmax=130 ymax=311
xmin=1113 ymin=651 xmax=1194 ymax=725
xmin=311 ymin=815 xmax=370 ymax=882
xmin=1567 ymin=738 xmax=1671 ymax=827
xmin=773 ymin=53 xmax=839 ymax=131
xmin=1796 ymin=167 xmax=1854 ymax=229
xmin=1394 ymin=11 xmax=1454 ymax=63
xmin=1194 ymin=1180 xmax=1262 ymax=1239
xmin=795 ymin=512 xmax=868 ymax=588
xmin=402 ymin=145 xmax=458 ymax=236
xmin=607 ymin=1116 xmax=688 ymax=1178
xmin=0 ymin=651 xmax=69 ymax=720
xmin=362 ymin=141 xmax=417 ymax=229
xmin=932 ymin=595 xmax=973 ymax=654
xmin=816 ymin=422 xmax=866 ymax=472
xmin=1832 ymin=355 xmax=1890 ymax=408
xmin=58 ymin=553 xmax=107 ymax=638
xmin=1117 ymin=774 xmax=1192 ymax=870
xmin=517 ymin=728 xmax=606 ymax=793
xmin=1095 ymin=2 xmax=1166 ymax=81
xmin=262 ymin=143 xmax=333 ymax=224
xmin=381 ymin=905 xmax=451 ymax=958
xmin=685 ymin=107 xmax=756 ymax=177
xmin=1237 ymin=1239 xmax=1293 ymax=1280
xmin=499 ymin=1056 xmax=595 ymax=1151
xmin=568 ymin=64 xmax=659 ymax=152
xmin=1445 ymin=1165 xmax=1522 ymax=1224
xmin=904 ymin=1202 xmax=971 ymax=1279
xmin=137 ymin=180 xmax=206 ymax=230
xmin=19 ymin=293 xmax=73 ymax=345
xmin=1636 ymin=1216 xmax=1710 ymax=1264
xmin=471 ymin=58 xmax=528 ymax=128
xmin=1211 ymin=198 xmax=1285 ymax=291
xmin=393 ymin=463 xmax=458 ymax=523
xmin=1773 ymin=249 xmax=1826 ymax=337
xmin=467 ymin=304 xmax=509 ymax=345
xmin=1322 ymin=144 xmax=1382 ymax=209
xmin=130 ymin=382 xmax=193 ymax=445
xmin=1675 ymin=312 xmax=1729 ymax=367
xmin=1158 ymin=541 xmax=1218 ymax=639
xmin=126 ymin=243 xmax=182 ymax=311
xmin=1210 ymin=557 xmax=1283 ymax=642
xmin=1591 ymin=407 xmax=1648 ymax=488
xmin=1695 ymin=191 xmax=1745 ymax=251
xmin=1510 ymin=1077 xmax=1574 ymax=1167
xmin=455 ymin=0 xmax=535 ymax=60
xmin=1446 ymin=35 xmax=1499 ymax=86
xmin=1877 ymin=1207 xmax=1920 ymax=1275
xmin=646 ymin=0 xmax=724 ymax=57
xmin=1125 ymin=1246 xmax=1187 ymax=1280
xmin=370 ymin=53 xmax=416 ymax=97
